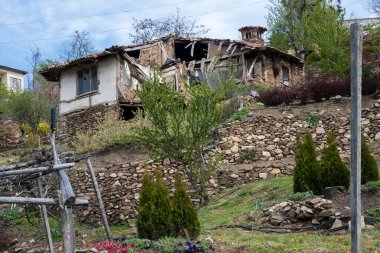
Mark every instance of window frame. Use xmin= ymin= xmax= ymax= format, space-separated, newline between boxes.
xmin=9 ymin=77 xmax=22 ymax=90
xmin=76 ymin=66 xmax=99 ymax=97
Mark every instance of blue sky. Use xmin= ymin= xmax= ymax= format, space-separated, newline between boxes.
xmin=0 ymin=0 xmax=375 ymax=80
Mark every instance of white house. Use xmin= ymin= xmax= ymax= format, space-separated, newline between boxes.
xmin=0 ymin=65 xmax=27 ymax=90
xmin=40 ymin=26 xmax=304 ymax=139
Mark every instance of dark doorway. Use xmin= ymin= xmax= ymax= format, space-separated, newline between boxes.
xmin=120 ymin=106 xmax=140 ymax=120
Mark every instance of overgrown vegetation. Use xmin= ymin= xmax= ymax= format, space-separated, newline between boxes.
xmin=320 ymin=131 xmax=350 ymax=189
xmin=72 ymin=111 xmax=138 ymax=154
xmin=226 ymin=107 xmax=249 ymax=123
xmin=293 ymin=132 xmax=322 ymax=194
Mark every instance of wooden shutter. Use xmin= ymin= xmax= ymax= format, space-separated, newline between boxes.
xmin=77 ymin=71 xmax=84 ymax=95
xmin=91 ymin=67 xmax=98 ymax=91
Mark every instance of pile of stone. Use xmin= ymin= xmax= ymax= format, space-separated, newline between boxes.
xmin=261 ymin=197 xmax=343 ymax=226
xmin=0 ymin=119 xmax=21 ymax=148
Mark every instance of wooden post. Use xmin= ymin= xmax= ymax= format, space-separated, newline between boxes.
xmin=350 ymin=22 xmax=363 ymax=253
xmin=50 ymin=108 xmax=76 ymax=253
xmin=37 ymin=177 xmax=55 ymax=253
xmin=86 ymin=158 xmax=113 ymax=240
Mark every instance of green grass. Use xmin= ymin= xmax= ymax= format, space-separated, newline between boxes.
xmin=226 ymin=107 xmax=250 ymax=123
xmin=199 ymin=177 xmax=293 ymax=229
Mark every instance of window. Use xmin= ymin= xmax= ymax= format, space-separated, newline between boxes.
xmin=9 ymin=77 xmax=21 ymax=90
xmin=282 ymin=66 xmax=289 ymax=85
xmin=77 ymin=67 xmax=98 ymax=96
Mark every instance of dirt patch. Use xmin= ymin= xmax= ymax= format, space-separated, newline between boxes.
xmin=331 ymin=188 xmax=380 ymax=217
xmin=84 ymin=145 xmax=149 ymax=170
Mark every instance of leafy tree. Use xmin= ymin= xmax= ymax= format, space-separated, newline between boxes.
xmin=151 ymin=171 xmax=173 ymax=240
xmin=293 ymin=132 xmax=322 ymax=194
xmin=61 ymin=30 xmax=95 ymax=61
xmin=171 ymin=174 xmax=200 ymax=239
xmin=5 ymin=90 xmax=51 ymax=135
xmin=266 ymin=0 xmax=348 ymax=77
xmin=136 ymin=172 xmax=155 ymax=239
xmin=129 ymin=8 xmax=210 ymax=44
xmin=301 ymin=1 xmax=349 ymax=78
xmin=361 ymin=138 xmax=379 ymax=184
xmin=320 ymin=131 xmax=349 ymax=189
xmin=137 ymin=70 xmax=223 ymax=202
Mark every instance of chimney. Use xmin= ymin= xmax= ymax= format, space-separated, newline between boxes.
xmin=239 ymin=26 xmax=267 ymax=45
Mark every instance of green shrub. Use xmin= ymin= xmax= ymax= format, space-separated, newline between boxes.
xmin=171 ymin=174 xmax=200 ymax=239
xmin=362 ymin=180 xmax=380 ymax=191
xmin=320 ymin=131 xmax=350 ymax=189
xmin=361 ymin=138 xmax=379 ymax=184
xmin=293 ymin=132 xmax=322 ymax=194
xmin=137 ymin=171 xmax=155 ymax=239
xmin=364 ymin=208 xmax=380 ymax=218
xmin=151 ymin=171 xmax=173 ymax=240
xmin=240 ymin=148 xmax=256 ymax=162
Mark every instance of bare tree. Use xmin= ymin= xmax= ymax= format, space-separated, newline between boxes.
xmin=26 ymin=47 xmax=42 ymax=90
xmin=61 ymin=30 xmax=95 ymax=62
xmin=129 ymin=8 xmax=210 ymax=44
xmin=369 ymin=0 xmax=380 ymax=14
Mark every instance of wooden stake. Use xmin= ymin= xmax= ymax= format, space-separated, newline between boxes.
xmin=86 ymin=158 xmax=113 ymax=240
xmin=350 ymin=22 xmax=363 ymax=253
xmin=37 ymin=177 xmax=55 ymax=253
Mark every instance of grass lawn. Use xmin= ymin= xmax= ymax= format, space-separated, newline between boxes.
xmin=199 ymin=176 xmax=380 ymax=253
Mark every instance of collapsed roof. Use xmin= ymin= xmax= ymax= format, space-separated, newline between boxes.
xmin=40 ymin=35 xmax=303 ymax=82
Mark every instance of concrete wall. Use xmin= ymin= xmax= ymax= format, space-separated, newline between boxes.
xmin=59 ymin=56 xmax=119 ymax=115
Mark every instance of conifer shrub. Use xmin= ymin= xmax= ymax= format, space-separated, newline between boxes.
xmin=171 ymin=174 xmax=200 ymax=239
xmin=151 ymin=171 xmax=173 ymax=240
xmin=137 ymin=172 xmax=155 ymax=239
xmin=320 ymin=131 xmax=350 ymax=189
xmin=293 ymin=132 xmax=322 ymax=194
xmin=361 ymin=138 xmax=379 ymax=184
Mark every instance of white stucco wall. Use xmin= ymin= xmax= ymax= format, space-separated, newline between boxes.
xmin=59 ymin=56 xmax=118 ymax=114
xmin=0 ymin=69 xmax=26 ymax=90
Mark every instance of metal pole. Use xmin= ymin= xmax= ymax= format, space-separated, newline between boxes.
xmin=350 ymin=22 xmax=363 ymax=253
xmin=37 ymin=177 xmax=55 ymax=253
xmin=86 ymin=158 xmax=113 ymax=240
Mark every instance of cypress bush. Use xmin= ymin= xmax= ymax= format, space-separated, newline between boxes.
xmin=151 ymin=171 xmax=173 ymax=240
xmin=136 ymin=172 xmax=155 ymax=239
xmin=171 ymin=174 xmax=200 ymax=239
xmin=361 ymin=138 xmax=379 ymax=184
xmin=293 ymin=132 xmax=322 ymax=194
xmin=320 ymin=131 xmax=350 ymax=189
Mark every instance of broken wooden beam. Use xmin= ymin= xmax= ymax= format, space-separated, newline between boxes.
xmin=0 ymin=196 xmax=88 ymax=205
xmin=0 ymin=163 xmax=75 ymax=177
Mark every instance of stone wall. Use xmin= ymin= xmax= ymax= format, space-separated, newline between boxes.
xmin=58 ymin=104 xmax=119 ymax=144
xmin=67 ymin=97 xmax=380 ymax=224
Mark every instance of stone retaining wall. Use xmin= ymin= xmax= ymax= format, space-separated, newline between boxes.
xmin=68 ymin=98 xmax=380 ymax=224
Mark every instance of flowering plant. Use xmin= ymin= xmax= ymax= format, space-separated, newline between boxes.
xmin=174 ymin=240 xmax=216 ymax=253
xmin=84 ymin=238 xmax=133 ymax=253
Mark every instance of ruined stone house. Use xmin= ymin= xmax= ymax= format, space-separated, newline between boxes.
xmin=40 ymin=26 xmax=304 ymax=139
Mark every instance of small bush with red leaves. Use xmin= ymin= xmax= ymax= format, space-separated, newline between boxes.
xmin=258 ymin=73 xmax=379 ymax=106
